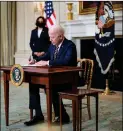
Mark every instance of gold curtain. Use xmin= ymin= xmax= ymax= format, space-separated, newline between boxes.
xmin=1 ymin=2 xmax=16 ymax=66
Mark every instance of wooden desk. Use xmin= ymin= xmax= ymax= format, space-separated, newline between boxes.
xmin=1 ymin=66 xmax=81 ymax=129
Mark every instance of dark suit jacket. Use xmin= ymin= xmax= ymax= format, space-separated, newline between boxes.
xmin=29 ymin=27 xmax=51 ymax=60
xmin=37 ymin=38 xmax=77 ymax=66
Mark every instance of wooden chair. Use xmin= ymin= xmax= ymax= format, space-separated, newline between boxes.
xmin=78 ymin=58 xmax=94 ymax=119
xmin=59 ymin=89 xmax=102 ymax=131
xmin=64 ymin=58 xmax=94 ymax=119
xmin=58 ymin=58 xmax=96 ymax=131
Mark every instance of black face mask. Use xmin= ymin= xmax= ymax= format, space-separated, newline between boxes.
xmin=36 ymin=22 xmax=45 ymax=28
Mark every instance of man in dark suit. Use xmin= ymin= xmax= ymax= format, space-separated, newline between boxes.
xmin=24 ymin=25 xmax=77 ymax=126
xmin=29 ymin=16 xmax=50 ymax=60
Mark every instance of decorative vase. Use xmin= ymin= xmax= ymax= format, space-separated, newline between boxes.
xmin=67 ymin=3 xmax=73 ymax=20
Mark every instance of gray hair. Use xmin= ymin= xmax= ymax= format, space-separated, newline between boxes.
xmin=49 ymin=24 xmax=65 ymax=35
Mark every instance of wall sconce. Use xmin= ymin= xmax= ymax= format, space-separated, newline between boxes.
xmin=34 ymin=2 xmax=44 ymax=16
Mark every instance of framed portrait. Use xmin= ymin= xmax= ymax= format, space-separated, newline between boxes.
xmin=79 ymin=1 xmax=122 ymax=15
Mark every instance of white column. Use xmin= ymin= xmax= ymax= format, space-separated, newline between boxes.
xmin=15 ymin=2 xmax=35 ymax=65
xmin=71 ymin=38 xmax=81 ymax=59
xmin=53 ymin=1 xmax=60 ymax=24
xmin=59 ymin=2 xmax=66 ymax=22
xmin=75 ymin=39 xmax=81 ymax=59
xmin=16 ymin=2 xmax=25 ymax=53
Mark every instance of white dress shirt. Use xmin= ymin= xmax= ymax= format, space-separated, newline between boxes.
xmin=37 ymin=28 xmax=42 ymax=38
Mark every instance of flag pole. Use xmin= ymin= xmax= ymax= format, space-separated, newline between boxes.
xmin=102 ymin=79 xmax=112 ymax=95
xmin=102 ymin=79 xmax=116 ymax=95
xmin=102 ymin=63 xmax=116 ymax=95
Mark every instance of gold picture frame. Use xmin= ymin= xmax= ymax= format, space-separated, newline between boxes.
xmin=79 ymin=1 xmax=122 ymax=15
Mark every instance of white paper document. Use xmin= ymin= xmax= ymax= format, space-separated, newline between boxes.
xmin=22 ymin=64 xmax=38 ymax=67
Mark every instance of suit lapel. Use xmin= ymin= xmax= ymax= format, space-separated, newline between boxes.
xmin=40 ymin=28 xmax=44 ymax=38
xmin=51 ymin=38 xmax=67 ymax=60
xmin=35 ymin=28 xmax=44 ymax=38
xmin=57 ymin=38 xmax=67 ymax=57
xmin=51 ymin=45 xmax=56 ymax=60
xmin=35 ymin=29 xmax=38 ymax=38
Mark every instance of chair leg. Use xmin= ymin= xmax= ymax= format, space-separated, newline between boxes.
xmin=60 ymin=96 xmax=62 ymax=131
xmin=87 ymin=96 xmax=91 ymax=120
xmin=30 ymin=109 xmax=33 ymax=120
xmin=72 ymin=101 xmax=76 ymax=131
xmin=76 ymin=99 xmax=80 ymax=131
xmin=79 ymin=100 xmax=82 ymax=131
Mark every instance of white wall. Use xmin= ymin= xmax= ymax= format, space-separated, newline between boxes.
xmin=15 ymin=2 xmax=122 ymax=64
xmin=15 ymin=2 xmax=36 ymax=65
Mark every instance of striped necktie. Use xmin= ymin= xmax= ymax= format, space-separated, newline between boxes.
xmin=54 ymin=46 xmax=59 ymax=60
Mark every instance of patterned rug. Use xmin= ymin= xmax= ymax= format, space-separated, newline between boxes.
xmin=1 ymin=82 xmax=122 ymax=131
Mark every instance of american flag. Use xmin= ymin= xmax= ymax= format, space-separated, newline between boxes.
xmin=45 ymin=1 xmax=56 ymax=28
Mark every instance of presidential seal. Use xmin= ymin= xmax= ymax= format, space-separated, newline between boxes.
xmin=10 ymin=64 xmax=24 ymax=86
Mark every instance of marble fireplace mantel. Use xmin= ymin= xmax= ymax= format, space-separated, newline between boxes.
xmin=62 ymin=18 xmax=95 ymax=39
xmin=60 ymin=10 xmax=122 ymax=58
xmin=61 ymin=10 xmax=122 ymax=40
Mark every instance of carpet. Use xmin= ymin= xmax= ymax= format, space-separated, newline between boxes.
xmin=0 ymin=82 xmax=122 ymax=131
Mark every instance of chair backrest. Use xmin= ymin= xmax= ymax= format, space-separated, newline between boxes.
xmin=78 ymin=58 xmax=94 ymax=89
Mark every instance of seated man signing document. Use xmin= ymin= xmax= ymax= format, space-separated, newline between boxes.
xmin=25 ymin=25 xmax=77 ymax=126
